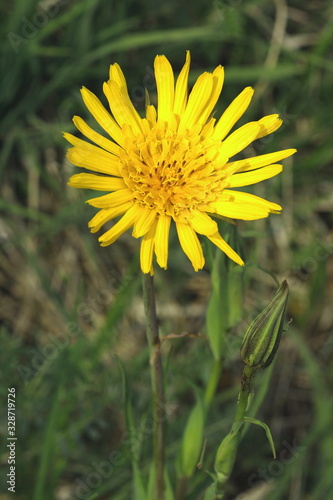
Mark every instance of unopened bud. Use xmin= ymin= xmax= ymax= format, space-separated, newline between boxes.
xmin=240 ymin=280 xmax=289 ymax=369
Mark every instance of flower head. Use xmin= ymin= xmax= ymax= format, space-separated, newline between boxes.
xmin=65 ymin=52 xmax=296 ymax=274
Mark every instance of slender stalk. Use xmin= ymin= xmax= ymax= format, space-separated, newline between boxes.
xmin=234 ymin=365 xmax=254 ymax=422
xmin=142 ymin=273 xmax=165 ymax=500
xmin=214 ymin=365 xmax=255 ymax=499
xmin=175 ymin=477 xmax=188 ymax=500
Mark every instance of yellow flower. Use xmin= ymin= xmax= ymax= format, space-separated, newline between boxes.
xmin=65 ymin=51 xmax=296 ymax=274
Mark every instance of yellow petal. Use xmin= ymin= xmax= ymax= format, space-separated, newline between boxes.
xmin=224 ymin=148 xmax=297 ymax=175
xmin=63 ymin=132 xmax=93 ymax=148
xmin=211 ymin=200 xmax=271 ymax=220
xmin=198 ymin=65 xmax=224 ymax=125
xmin=87 ymin=189 xmax=134 ymax=208
xmin=140 ymin=219 xmax=158 ymax=274
xmin=173 ymin=50 xmax=191 ymax=116
xmin=176 ymin=222 xmax=205 ymax=271
xmin=228 ymin=164 xmax=283 ymax=188
xmin=189 ymin=210 xmax=218 ymax=235
xmin=146 ymin=105 xmax=157 ymax=127
xmin=178 ymin=72 xmax=214 ymax=133
xmin=88 ymin=202 xmax=132 ymax=233
xmin=140 ymin=118 xmax=151 ymax=137
xmin=68 ymin=173 xmax=126 ymax=191
xmin=155 ymin=214 xmax=171 ymax=269
xmin=72 ymin=116 xmax=120 ymax=156
xmin=65 ymin=143 xmax=121 ymax=176
xmin=223 ymin=190 xmax=282 ymax=213
xmin=218 ymin=121 xmax=261 ymax=160
xmin=256 ymin=114 xmax=282 ymax=139
xmin=109 ymin=63 xmax=128 ymax=92
xmin=201 ymin=117 xmax=216 ymax=139
xmin=103 ymin=80 xmax=142 ymax=135
xmin=99 ymin=205 xmax=137 ymax=246
xmin=154 ymin=55 xmax=175 ymax=123
xmin=213 ymin=87 xmax=254 ymax=141
xmin=132 ymin=206 xmax=158 ymax=238
xmin=207 ymin=232 xmax=244 ymax=266
xmin=80 ymin=87 xmax=125 ymax=147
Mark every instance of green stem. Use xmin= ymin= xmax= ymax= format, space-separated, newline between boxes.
xmin=142 ymin=273 xmax=165 ymax=500
xmin=234 ymin=365 xmax=254 ymax=422
xmin=214 ymin=365 xmax=255 ymax=498
xmin=175 ymin=476 xmax=188 ymax=500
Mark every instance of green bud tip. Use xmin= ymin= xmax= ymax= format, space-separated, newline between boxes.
xmin=240 ymin=280 xmax=289 ymax=369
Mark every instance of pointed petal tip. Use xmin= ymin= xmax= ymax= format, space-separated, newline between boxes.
xmin=213 ymin=65 xmax=224 ymax=74
xmin=109 ymin=62 xmax=119 ymax=72
xmin=141 ymin=265 xmax=155 ymax=275
xmin=98 ymin=234 xmax=109 ymax=244
xmin=184 ymin=50 xmax=191 ymax=66
xmin=154 ymin=54 xmax=166 ymax=64
xmin=193 ymin=263 xmax=204 ymax=272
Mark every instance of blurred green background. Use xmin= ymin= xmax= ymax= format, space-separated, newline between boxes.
xmin=1 ymin=0 xmax=333 ymax=499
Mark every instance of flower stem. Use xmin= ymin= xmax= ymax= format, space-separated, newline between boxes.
xmin=214 ymin=365 xmax=255 ymax=498
xmin=234 ymin=365 xmax=254 ymax=422
xmin=142 ymin=273 xmax=165 ymax=499
xmin=175 ymin=476 xmax=188 ymax=500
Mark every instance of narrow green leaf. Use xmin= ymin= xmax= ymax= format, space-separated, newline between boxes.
xmin=147 ymin=464 xmax=155 ymax=500
xmin=33 ymin=385 xmax=62 ymax=500
xmin=165 ymin=468 xmax=175 ymax=500
xmin=115 ymin=355 xmax=146 ymax=499
xmin=114 ymin=355 xmax=133 ymax=431
xmin=206 ymin=250 xmax=228 ymax=360
xmin=179 ymin=392 xmax=205 ymax=477
xmin=147 ymin=465 xmax=175 ymax=500
xmin=243 ymin=416 xmax=276 ymax=458
xmin=227 ymin=264 xmax=244 ymax=328
xmin=133 ymin=462 xmax=147 ymax=500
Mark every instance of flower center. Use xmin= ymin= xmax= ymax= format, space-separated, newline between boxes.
xmin=120 ymin=124 xmax=228 ymax=220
